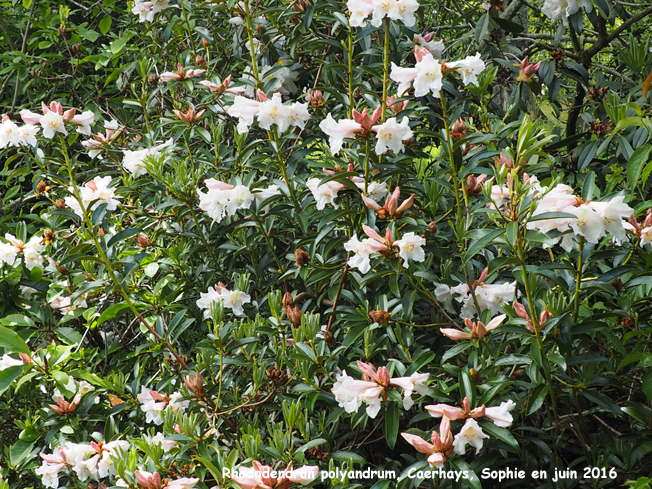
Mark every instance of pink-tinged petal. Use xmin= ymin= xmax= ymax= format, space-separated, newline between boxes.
xmin=401 ymin=433 xmax=435 ymax=454
xmin=285 ymin=466 xmax=320 ymax=484
xmin=362 ymin=224 xmax=384 ymax=243
xmin=425 ymin=404 xmax=464 ymax=420
xmin=356 ymin=360 xmax=378 ymax=381
xmin=160 ymin=72 xmax=182 ymax=82
xmin=20 ymin=109 xmax=42 ymax=124
xmin=361 ymin=194 xmax=381 ymax=211
xmin=512 ymin=300 xmax=529 ymax=320
xmin=427 ymin=452 xmax=446 ymax=468
xmin=440 ymin=328 xmax=473 ymax=341
xmin=484 ymin=314 xmax=506 ymax=332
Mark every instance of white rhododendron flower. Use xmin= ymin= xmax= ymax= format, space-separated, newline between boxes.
xmin=0 ymin=354 xmax=24 ymax=371
xmin=71 ymin=110 xmax=95 ymax=136
xmin=0 ymin=235 xmax=21 ymax=267
xmin=132 ymin=0 xmax=170 ymax=22
xmin=394 ymin=232 xmax=426 ymax=267
xmin=344 ymin=234 xmax=386 ymax=274
xmin=389 ymin=372 xmax=429 ymax=409
xmin=446 ymin=53 xmax=485 ymax=86
xmin=39 ymin=111 xmax=67 ymax=138
xmin=484 ymin=399 xmax=517 ymax=427
xmin=260 ymin=65 xmax=299 ymax=95
xmin=319 ymin=114 xmax=362 ymax=155
xmin=122 ymin=138 xmax=173 ymax=177
xmin=433 ymin=280 xmax=516 ymax=317
xmin=17 ymin=124 xmax=40 ymax=147
xmin=331 ymin=370 xmax=383 ymax=417
xmin=197 ymin=283 xmax=251 ymax=317
xmin=348 ymin=0 xmax=419 ymax=27
xmin=372 ymin=117 xmax=413 ymax=155
xmin=452 ymin=418 xmax=489 ymax=454
xmin=641 ymin=227 xmax=652 ymax=246
xmin=414 ymin=34 xmax=444 ymax=58
xmin=390 ymin=63 xmax=419 ymax=97
xmin=227 ymin=96 xmax=261 ymax=134
xmin=65 ymin=176 xmax=121 ymax=217
xmin=0 ymin=118 xmax=21 ymax=148
xmin=542 ymin=0 xmax=593 ymax=24
xmin=306 ymin=178 xmax=344 ymax=210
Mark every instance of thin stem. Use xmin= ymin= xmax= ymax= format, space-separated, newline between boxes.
xmin=573 ymin=238 xmax=584 ymax=319
xmin=243 ymin=0 xmax=260 ymax=82
xmin=439 ymin=91 xmax=466 ymax=224
xmin=179 ymin=0 xmax=197 ymax=56
xmin=516 ymin=237 xmax=560 ymax=429
xmin=364 ymin=138 xmax=370 ymax=193
xmin=381 ymin=18 xmax=390 ymax=121
xmin=269 ymin=129 xmax=300 ymax=213
xmin=348 ymin=27 xmax=354 ymax=117
xmin=59 ymin=136 xmax=188 ymax=371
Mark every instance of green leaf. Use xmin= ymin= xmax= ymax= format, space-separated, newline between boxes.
xmin=294 ymin=342 xmax=316 ymax=363
xmin=479 ymin=420 xmax=519 ymax=450
xmin=643 ymin=370 xmax=652 ymax=402
xmin=495 ymin=355 xmax=532 ymax=366
xmin=0 ymin=326 xmax=30 ymax=354
xmin=0 ymin=366 xmax=24 ymax=396
xmin=528 ymin=211 xmax=577 ymax=222
xmin=464 ymin=229 xmax=504 ymax=263
xmin=627 ymin=145 xmax=651 ymax=189
xmin=298 ymin=438 xmax=327 ymax=453
xmin=96 ymin=303 xmax=131 ymax=326
xmin=581 ymin=390 xmax=623 ymax=416
xmin=385 ymin=402 xmax=399 ymax=449
xmin=449 ymin=458 xmax=482 ymax=489
xmin=331 ymin=451 xmax=366 ymax=464
xmin=110 ymin=34 xmax=132 ymax=54
xmin=441 ymin=341 xmax=473 ymax=362
xmin=527 ymin=385 xmax=547 ymax=415
xmin=506 ymin=221 xmax=518 ymax=247
xmin=99 ymin=17 xmax=112 ymax=35
xmin=194 ymin=456 xmax=223 ymax=483
xmin=23 ymin=0 xmax=33 ymax=8
xmin=459 ymin=370 xmax=475 ymax=407
xmin=76 ymin=26 xmax=99 ymax=42
xmin=474 ymin=14 xmax=490 ymax=44
xmin=10 ymin=438 xmax=36 ymax=466
xmin=107 ymin=228 xmax=142 ymax=248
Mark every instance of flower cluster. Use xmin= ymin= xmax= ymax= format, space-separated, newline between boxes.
xmin=402 ymin=397 xmax=516 ymax=466
xmin=81 ymin=120 xmax=121 ymax=159
xmin=434 ymin=277 xmax=517 ymax=318
xmin=306 ymin=166 xmax=388 ymax=210
xmin=390 ymin=47 xmax=485 ymax=98
xmin=197 ymin=178 xmax=280 ymax=223
xmin=319 ymin=107 xmax=414 ymax=156
xmin=122 ymin=138 xmax=173 ymax=176
xmin=0 ymin=114 xmax=39 ymax=148
xmin=541 ymin=0 xmax=593 ymax=24
xmin=21 ymin=101 xmax=95 ymax=137
xmin=197 ymin=282 xmax=252 ymax=317
xmin=132 ymin=0 xmax=170 ymax=23
xmin=332 ymin=360 xmax=429 ymax=417
xmin=138 ymin=387 xmax=189 ymax=425
xmin=64 ymin=176 xmax=121 ymax=218
xmin=440 ymin=314 xmax=506 ymax=341
xmin=345 ymin=225 xmax=426 ymax=273
xmin=525 ymin=182 xmax=633 ymax=250
xmin=347 ymin=0 xmax=420 ymax=27
xmin=36 ymin=440 xmax=130 ymax=488
xmin=0 ymin=234 xmax=45 ymax=270
xmin=227 ymin=92 xmax=310 ymax=134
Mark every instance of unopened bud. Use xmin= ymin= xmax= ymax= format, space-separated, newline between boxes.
xmin=195 ymin=55 xmax=207 ymax=67
xmin=19 ymin=353 xmax=32 ymax=364
xmin=202 ymin=38 xmax=210 ymax=48
xmin=469 ymin=368 xmax=482 ymax=383
xmin=295 ymin=248 xmax=310 ymax=266
xmin=57 ymin=264 xmax=69 ymax=275
xmin=427 ymin=221 xmax=438 ymax=233
xmin=450 ymin=118 xmax=467 ymax=140
xmin=138 ymin=233 xmax=150 ymax=248
xmin=54 ymin=199 xmax=66 ymax=209
xmin=369 ymin=310 xmax=390 ymax=325
xmin=376 ymin=366 xmax=390 ymax=386
xmin=36 ymin=180 xmax=49 ymax=195
xmin=307 ymin=89 xmax=325 ymax=107
xmin=287 ymin=306 xmax=302 ymax=328
xmin=282 ymin=292 xmax=294 ymax=309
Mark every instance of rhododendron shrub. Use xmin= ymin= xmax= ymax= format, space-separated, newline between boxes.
xmin=1 ymin=0 xmax=652 ymax=488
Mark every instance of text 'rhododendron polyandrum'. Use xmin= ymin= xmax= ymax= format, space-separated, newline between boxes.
xmin=3 ymin=0 xmax=652 ymax=485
